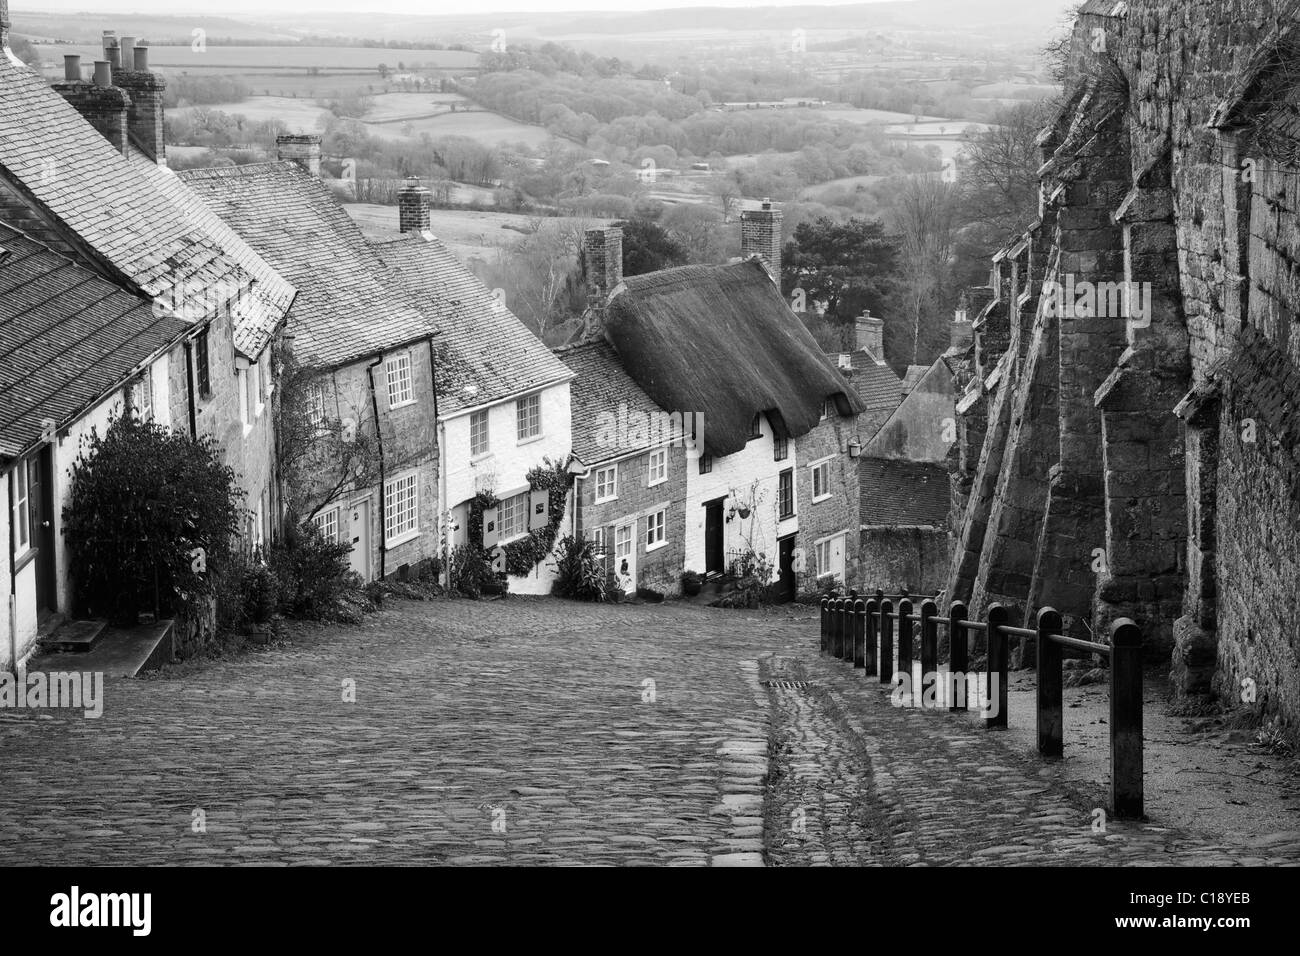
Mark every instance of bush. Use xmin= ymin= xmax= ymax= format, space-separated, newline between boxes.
xmin=551 ymin=534 xmax=615 ymax=602
xmin=269 ymin=518 xmax=361 ymax=620
xmin=63 ymin=415 xmax=243 ymax=624
xmin=449 ymin=544 xmax=498 ymax=598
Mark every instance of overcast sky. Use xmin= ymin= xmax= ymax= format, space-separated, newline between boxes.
xmin=13 ymin=0 xmax=902 ymax=17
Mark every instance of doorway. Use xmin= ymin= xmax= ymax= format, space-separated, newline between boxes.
xmin=32 ymin=449 xmax=56 ymax=616
xmin=348 ymin=498 xmax=371 ymax=582
xmin=704 ymin=499 xmax=724 ymax=576
xmin=776 ymin=534 xmax=798 ymax=603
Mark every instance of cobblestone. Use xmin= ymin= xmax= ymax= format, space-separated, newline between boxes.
xmin=0 ymin=597 xmax=1294 ymax=866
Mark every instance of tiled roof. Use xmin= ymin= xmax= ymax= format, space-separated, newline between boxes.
xmin=849 ymin=352 xmax=904 ymax=412
xmin=556 ymin=340 xmax=678 ymax=465
xmin=0 ymin=56 xmax=293 ymax=357
xmin=859 ymin=457 xmax=950 ymax=529
xmin=902 ymin=364 xmax=930 ymax=396
xmin=374 ymin=232 xmax=573 ymax=415
xmin=0 ymin=223 xmax=190 ymax=460
xmin=177 ymin=162 xmax=438 ymax=367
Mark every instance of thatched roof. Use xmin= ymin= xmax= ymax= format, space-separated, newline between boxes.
xmin=605 ymin=258 xmax=865 ymax=457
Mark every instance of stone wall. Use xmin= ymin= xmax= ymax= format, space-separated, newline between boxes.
xmin=795 ymin=415 xmax=862 ymax=592
xmin=860 ymin=527 xmax=948 ymax=595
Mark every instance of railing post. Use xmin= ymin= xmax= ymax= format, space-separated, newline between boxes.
xmin=878 ymin=598 xmax=894 ymax=685
xmin=852 ymin=599 xmax=866 ymax=668
xmin=864 ymin=598 xmax=879 ymax=675
xmin=896 ymin=597 xmax=914 ymax=690
xmin=1036 ymin=607 xmax=1063 ymax=758
xmin=832 ymin=597 xmax=845 ymax=659
xmin=842 ymin=589 xmax=858 ymax=661
xmin=920 ymin=599 xmax=938 ymax=707
xmin=948 ymin=600 xmax=968 ymax=711
xmin=1111 ymin=618 xmax=1144 ymax=820
xmin=983 ymin=603 xmax=1009 ymax=729
xmin=820 ymin=598 xmax=829 ymax=653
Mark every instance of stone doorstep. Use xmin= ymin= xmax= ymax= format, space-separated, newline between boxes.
xmin=41 ymin=618 xmax=106 ymax=654
xmin=29 ymin=619 xmax=175 ymax=678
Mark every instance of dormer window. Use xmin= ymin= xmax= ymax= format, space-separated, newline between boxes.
xmin=749 ymin=414 xmax=762 ymax=439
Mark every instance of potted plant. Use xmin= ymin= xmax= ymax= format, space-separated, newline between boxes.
xmin=681 ymin=569 xmax=703 ymax=596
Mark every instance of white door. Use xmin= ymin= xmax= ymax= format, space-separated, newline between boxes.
xmin=348 ymin=499 xmax=371 ymax=581
xmin=829 ymin=533 xmax=846 ymax=584
xmin=614 ymin=521 xmax=636 ymax=593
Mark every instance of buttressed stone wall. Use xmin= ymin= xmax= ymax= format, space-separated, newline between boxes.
xmin=950 ymin=0 xmax=1300 ymax=730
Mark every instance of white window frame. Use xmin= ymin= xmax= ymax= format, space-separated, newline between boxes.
xmin=132 ymin=366 xmax=154 ymax=422
xmin=497 ymin=490 xmax=530 ymax=542
xmin=594 ymin=465 xmax=618 ymax=503
xmin=516 ymin=393 xmax=541 ymax=443
xmin=645 ymin=509 xmax=666 ymax=552
xmin=383 ymin=469 xmax=420 ymax=545
xmin=470 ymin=409 xmax=490 ymax=457
xmin=815 ymin=538 xmax=833 ymax=579
xmin=11 ymin=463 xmax=31 ymax=557
xmin=312 ymin=506 xmax=340 ymax=544
xmin=647 ymin=448 xmax=667 ymax=487
xmin=811 ymin=458 xmax=833 ymax=502
xmin=308 ymin=384 xmax=327 ymax=433
xmin=591 ymin=526 xmax=607 ymax=555
xmin=386 ymin=351 xmax=415 ymax=409
xmin=615 ymin=523 xmax=633 ymax=560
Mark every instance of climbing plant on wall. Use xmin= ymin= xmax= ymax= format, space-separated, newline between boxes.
xmin=466 ymin=456 xmax=573 ymax=577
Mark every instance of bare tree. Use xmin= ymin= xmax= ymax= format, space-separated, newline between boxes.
xmin=890 ymin=175 xmax=960 ymax=365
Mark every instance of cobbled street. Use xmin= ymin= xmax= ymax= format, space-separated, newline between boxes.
xmin=1 ymin=598 xmax=1297 ymax=866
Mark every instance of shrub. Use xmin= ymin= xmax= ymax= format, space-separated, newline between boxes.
xmin=449 ymin=544 xmax=498 ymax=598
xmin=552 ymin=534 xmax=614 ymax=602
xmin=269 ymin=517 xmax=361 ymax=620
xmin=63 ymin=415 xmax=243 ymax=624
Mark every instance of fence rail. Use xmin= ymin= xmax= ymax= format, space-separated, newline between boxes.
xmin=820 ymin=588 xmax=1143 ymax=819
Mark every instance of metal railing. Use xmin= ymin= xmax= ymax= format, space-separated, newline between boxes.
xmin=820 ymin=587 xmax=1143 ymax=819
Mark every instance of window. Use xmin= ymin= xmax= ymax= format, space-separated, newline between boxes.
xmin=131 ymin=367 xmax=153 ymax=422
xmin=595 ymin=465 xmax=617 ymax=502
xmin=615 ymin=524 xmax=633 ymax=560
xmin=645 ymin=509 xmax=666 ymax=550
xmin=11 ymin=463 xmax=31 ymax=556
xmin=647 ymin=449 xmax=667 ymax=486
xmin=308 ymin=384 xmax=327 ymax=432
xmin=774 ymin=434 xmax=788 ymax=461
xmin=749 ymin=414 xmax=763 ymax=438
xmin=386 ymin=352 xmax=414 ymax=408
xmin=820 ymin=399 xmax=832 ymax=420
xmin=591 ymin=526 xmax=606 ymax=554
xmin=238 ymin=368 xmax=250 ymax=429
xmin=470 ymin=410 xmax=489 ymax=457
xmin=312 ymin=506 xmax=340 ymax=544
xmin=698 ymin=454 xmax=713 ymax=475
xmin=779 ymin=468 xmax=794 ymax=519
xmin=816 ymin=538 xmax=833 ymax=578
xmin=516 ymin=393 xmax=541 ymax=441
xmin=195 ymin=329 xmax=211 ymax=398
xmin=250 ymin=356 xmax=263 ymax=416
xmin=384 ymin=471 xmax=419 ymax=544
xmin=812 ymin=460 xmax=832 ymax=501
xmin=498 ymin=490 xmax=529 ymax=541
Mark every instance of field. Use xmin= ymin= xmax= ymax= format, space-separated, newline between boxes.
xmin=344 ymin=204 xmax=612 ymax=262
xmin=172 ymin=96 xmax=331 ymax=132
xmin=363 ymin=109 xmax=558 ymax=147
xmin=48 ymin=44 xmax=479 ymax=72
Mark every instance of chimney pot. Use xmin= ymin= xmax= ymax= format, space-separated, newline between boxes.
xmin=93 ymin=60 xmax=112 ymax=88
xmin=120 ymin=36 xmax=135 ymax=71
xmin=101 ymin=30 xmax=116 ymax=57
xmin=105 ymin=40 xmax=120 ymax=71
xmin=134 ymin=40 xmax=149 ymax=73
xmin=63 ymin=54 xmax=82 ymax=82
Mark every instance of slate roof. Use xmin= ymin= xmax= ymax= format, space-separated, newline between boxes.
xmin=0 ymin=54 xmax=293 ymax=357
xmin=605 ymin=259 xmax=866 ymax=458
xmin=902 ymin=364 xmax=931 ymax=396
xmin=177 ymin=162 xmax=439 ymax=368
xmin=859 ymin=457 xmax=950 ymax=529
xmin=374 ymin=231 xmax=573 ymax=416
xmin=0 ymin=223 xmax=190 ymax=460
xmin=556 ymin=340 xmax=683 ymax=466
xmin=849 ymin=352 xmax=905 ymax=413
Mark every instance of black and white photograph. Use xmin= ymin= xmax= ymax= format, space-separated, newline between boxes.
xmin=0 ymin=0 xmax=1293 ymax=933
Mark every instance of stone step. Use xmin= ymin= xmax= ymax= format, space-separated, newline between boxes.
xmin=30 ymin=619 xmax=175 ymax=677
xmin=43 ymin=618 xmax=107 ymax=653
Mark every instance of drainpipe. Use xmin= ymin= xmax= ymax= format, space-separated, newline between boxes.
xmin=427 ymin=338 xmax=447 ymax=587
xmin=183 ymin=339 xmax=198 ymax=437
xmin=365 ymin=355 xmax=387 ymax=580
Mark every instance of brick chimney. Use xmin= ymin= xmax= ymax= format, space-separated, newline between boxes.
xmin=398 ymin=177 xmax=431 ymax=233
xmin=584 ymin=226 xmax=623 ymax=301
xmin=740 ymin=198 xmax=783 ymax=282
xmin=855 ymin=310 xmax=884 ymax=357
xmin=53 ymin=44 xmax=131 ymax=158
xmin=949 ymin=295 xmax=974 ymax=354
xmin=276 ymin=133 xmax=322 ymax=177
xmin=113 ymin=39 xmax=166 ymax=163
